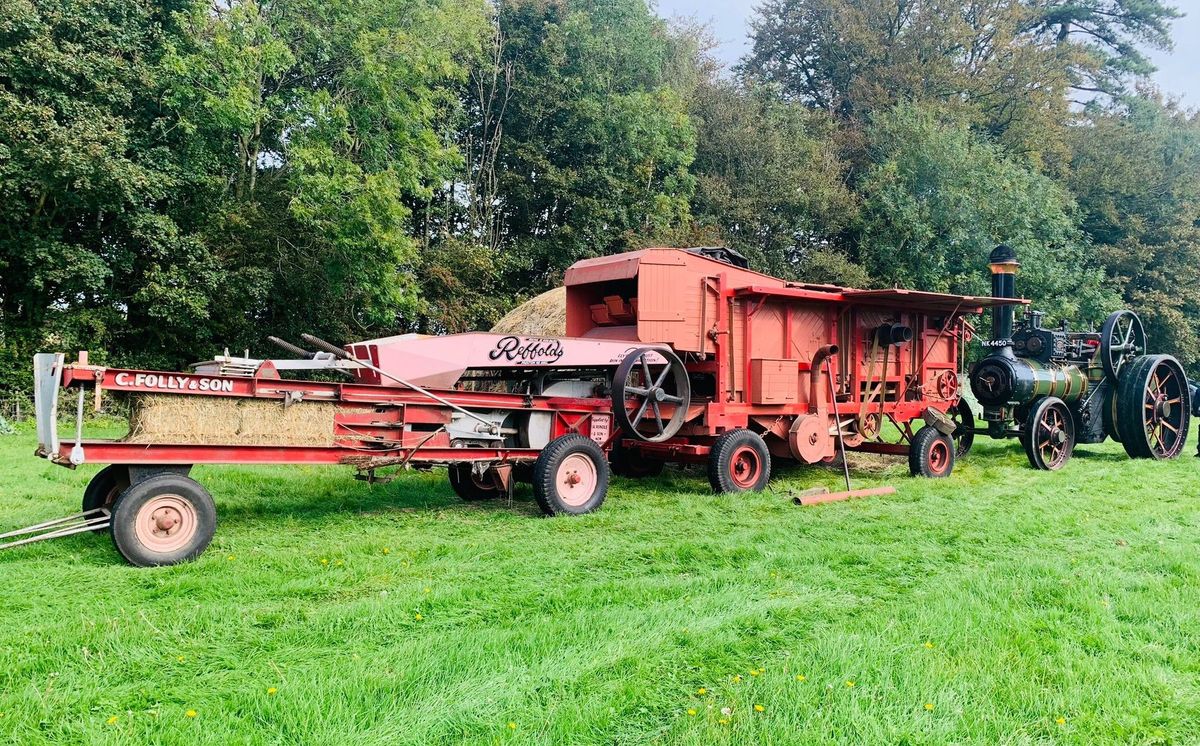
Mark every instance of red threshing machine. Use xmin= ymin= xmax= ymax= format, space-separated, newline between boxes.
xmin=6 ymin=247 xmax=1015 ymax=566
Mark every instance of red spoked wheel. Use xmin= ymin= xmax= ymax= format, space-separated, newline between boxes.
xmin=909 ymin=425 xmax=955 ymax=478
xmin=1023 ymin=397 xmax=1075 ymax=471
xmin=708 ymin=430 xmax=771 ymax=493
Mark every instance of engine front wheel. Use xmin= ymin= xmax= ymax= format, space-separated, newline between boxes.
xmin=1023 ymin=396 xmax=1075 ymax=471
xmin=110 ymin=474 xmax=216 ymax=567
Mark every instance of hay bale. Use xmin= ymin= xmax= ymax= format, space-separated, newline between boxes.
xmin=125 ymin=395 xmax=338 ymax=446
xmin=491 ymin=286 xmax=567 ymax=337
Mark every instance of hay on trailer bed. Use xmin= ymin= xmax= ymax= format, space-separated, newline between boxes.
xmin=125 ymin=395 xmax=338 ymax=446
xmin=491 ymin=286 xmax=566 ymax=337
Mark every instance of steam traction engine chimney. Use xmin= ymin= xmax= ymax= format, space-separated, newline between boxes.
xmin=988 ymin=243 xmax=1019 ymax=353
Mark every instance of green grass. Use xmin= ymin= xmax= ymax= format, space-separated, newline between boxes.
xmin=0 ymin=428 xmax=1197 ymax=745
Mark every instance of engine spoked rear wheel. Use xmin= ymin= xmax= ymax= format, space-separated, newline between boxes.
xmin=1117 ymin=354 xmax=1191 ymax=460
xmin=1023 ymin=397 xmax=1075 ymax=471
xmin=612 ymin=347 xmax=691 ymax=443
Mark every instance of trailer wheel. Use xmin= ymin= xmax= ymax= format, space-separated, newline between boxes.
xmin=909 ymin=426 xmax=955 ymax=478
xmin=610 ymin=441 xmax=665 ymax=479
xmin=532 ymin=435 xmax=609 ymax=516
xmin=82 ymin=465 xmax=130 ymax=533
xmin=708 ymin=429 xmax=771 ymax=493
xmin=110 ymin=474 xmax=216 ymax=567
xmin=448 ymin=464 xmax=503 ymax=501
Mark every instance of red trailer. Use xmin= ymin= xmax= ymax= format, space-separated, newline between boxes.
xmin=566 ymin=248 xmax=1016 ymax=486
xmin=7 ymin=247 xmax=1014 ymax=566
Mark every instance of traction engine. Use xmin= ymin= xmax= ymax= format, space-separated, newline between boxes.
xmin=970 ymin=245 xmax=1191 ymax=469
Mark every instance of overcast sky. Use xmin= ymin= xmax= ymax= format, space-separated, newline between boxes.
xmin=656 ymin=0 xmax=1200 ymax=104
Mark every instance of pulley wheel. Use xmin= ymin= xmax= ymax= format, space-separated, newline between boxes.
xmin=612 ymin=347 xmax=691 ymax=443
xmin=1023 ymin=397 xmax=1075 ymax=471
xmin=1116 ymin=354 xmax=1191 ymax=460
xmin=1100 ymin=310 xmax=1146 ymax=383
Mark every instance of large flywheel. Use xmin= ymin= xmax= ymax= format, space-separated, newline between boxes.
xmin=1115 ymin=354 xmax=1191 ymax=460
xmin=612 ymin=347 xmax=691 ymax=443
xmin=1100 ymin=310 xmax=1146 ymax=383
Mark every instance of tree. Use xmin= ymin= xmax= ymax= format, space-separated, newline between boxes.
xmin=688 ymin=81 xmax=860 ymax=282
xmin=855 ymin=104 xmax=1113 ymax=321
xmin=485 ymin=0 xmax=697 ymax=288
xmin=1067 ymin=93 xmax=1200 ymax=369
xmin=0 ymin=0 xmax=207 ymax=388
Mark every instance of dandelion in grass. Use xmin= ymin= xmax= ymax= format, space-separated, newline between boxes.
xmin=750 ymin=669 xmax=761 ymax=676
xmin=320 ymin=558 xmax=329 ymax=566
xmin=732 ymin=675 xmax=742 ymax=683
xmin=924 ymin=703 xmax=934 ymax=711
xmin=923 ymin=641 xmax=934 ymax=649
xmin=697 ymin=688 xmax=706 ymax=695
xmin=414 ymin=613 xmax=423 ymax=621
xmin=267 ymin=687 xmax=278 ymax=696
xmin=335 ymin=560 xmax=344 ymax=567
xmin=176 ymin=655 xmax=185 ymax=663
xmin=424 ymin=587 xmax=431 ymax=594
xmin=795 ymin=674 xmax=806 ymax=682
xmin=754 ymin=704 xmax=764 ymax=712
xmin=383 ymin=547 xmax=390 ymax=555
xmin=107 ymin=716 xmax=118 ymax=725
xmin=186 ymin=710 xmax=197 ymax=718
xmin=507 ymin=722 xmax=517 ymax=730
xmin=1056 ymin=717 xmax=1066 ymax=726
xmin=226 ymin=555 xmax=235 ymax=561
xmin=718 ymin=718 xmax=730 ymax=725
xmin=845 ymin=681 xmax=855 ymax=688
xmin=687 ymin=709 xmax=697 ymax=716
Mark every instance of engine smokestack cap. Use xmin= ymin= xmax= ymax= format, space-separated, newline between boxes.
xmin=990 ymin=244 xmax=1018 ymax=265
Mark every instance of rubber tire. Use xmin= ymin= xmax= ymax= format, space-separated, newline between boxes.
xmin=110 ymin=474 xmax=217 ymax=567
xmin=448 ymin=464 xmax=503 ymax=501
xmin=950 ymin=400 xmax=975 ymax=459
xmin=909 ymin=426 xmax=955 ymax=478
xmin=532 ymin=435 xmax=609 ymax=516
xmin=82 ymin=465 xmax=130 ymax=533
xmin=707 ymin=429 xmax=771 ymax=493
xmin=610 ymin=442 xmax=666 ymax=479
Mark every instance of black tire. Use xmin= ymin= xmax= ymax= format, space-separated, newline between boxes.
xmin=1117 ymin=354 xmax=1191 ymax=460
xmin=448 ymin=464 xmax=503 ymax=501
xmin=1022 ymin=396 xmax=1075 ymax=470
xmin=532 ymin=435 xmax=609 ymax=516
xmin=909 ymin=425 xmax=955 ymax=478
xmin=110 ymin=474 xmax=217 ymax=567
xmin=610 ymin=441 xmax=666 ymax=479
xmin=950 ymin=400 xmax=975 ymax=459
xmin=82 ymin=465 xmax=130 ymax=533
xmin=707 ymin=429 xmax=771 ymax=493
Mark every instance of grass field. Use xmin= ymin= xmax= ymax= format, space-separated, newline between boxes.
xmin=0 ymin=426 xmax=1197 ymax=745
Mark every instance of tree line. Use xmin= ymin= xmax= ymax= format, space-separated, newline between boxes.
xmin=1 ymin=0 xmax=1198 ymax=394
